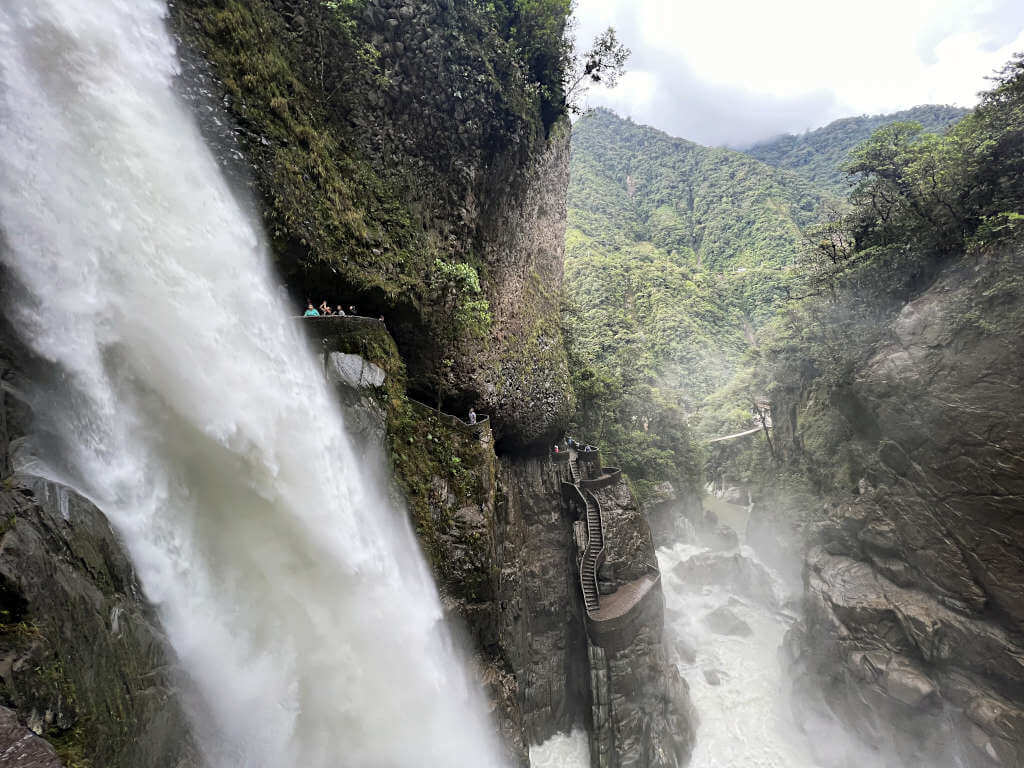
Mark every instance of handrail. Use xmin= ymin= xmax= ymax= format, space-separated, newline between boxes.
xmin=296 ymin=314 xmax=385 ymax=328
xmin=579 ymin=488 xmax=606 ymax=614
xmin=407 ymin=398 xmax=490 ymax=435
xmin=559 ymin=445 xmax=614 ymax=615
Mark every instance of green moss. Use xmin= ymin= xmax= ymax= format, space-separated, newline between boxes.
xmin=171 ymin=0 xmax=561 ymax=342
xmin=386 ymin=399 xmax=494 ymax=596
xmin=173 ymin=0 xmax=432 ymax=303
xmin=46 ymin=727 xmax=92 ymax=768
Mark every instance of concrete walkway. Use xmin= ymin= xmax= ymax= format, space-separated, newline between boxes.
xmin=590 ymin=572 xmax=659 ymax=623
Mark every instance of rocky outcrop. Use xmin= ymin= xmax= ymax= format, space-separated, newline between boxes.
xmin=580 ymin=473 xmax=694 ymax=768
xmin=670 ymin=550 xmax=786 ymax=610
xmin=0 ymin=324 xmax=197 ymax=768
xmin=0 ymin=706 xmax=63 ymax=768
xmin=495 ymin=457 xmax=590 ymax=747
xmin=785 ymin=249 xmax=1024 ymax=767
xmin=642 ymin=481 xmax=700 ymax=548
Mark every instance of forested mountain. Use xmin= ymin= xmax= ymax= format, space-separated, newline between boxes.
xmin=564 ymin=109 xmax=828 ymax=497
xmin=745 ymin=104 xmax=968 ymax=196
xmin=570 ymin=108 xmax=827 ymax=270
xmin=564 ymin=102 xmax=979 ymax=500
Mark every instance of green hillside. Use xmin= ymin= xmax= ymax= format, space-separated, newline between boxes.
xmin=564 ymin=109 xmax=829 ymax=497
xmin=570 ymin=108 xmax=828 ymax=271
xmin=563 ymin=104 xmax=972 ymax=498
xmin=745 ymin=105 xmax=968 ymax=196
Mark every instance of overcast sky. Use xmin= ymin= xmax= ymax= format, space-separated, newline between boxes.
xmin=574 ymin=0 xmax=1024 ymax=147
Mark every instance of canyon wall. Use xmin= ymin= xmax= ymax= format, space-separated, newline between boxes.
xmin=777 ymin=249 xmax=1024 ymax=767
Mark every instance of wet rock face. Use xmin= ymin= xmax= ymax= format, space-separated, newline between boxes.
xmin=643 ymin=481 xmax=701 ymax=548
xmin=600 ymin=628 xmax=694 ymax=768
xmin=495 ymin=457 xmax=590 ymax=749
xmin=0 ymin=481 xmax=199 ymax=768
xmin=0 ymin=706 xmax=63 ymax=768
xmin=789 ymin=251 xmax=1024 ymax=767
xmin=0 ymin=329 xmax=197 ymax=768
xmin=703 ymin=605 xmax=753 ymax=637
xmin=595 ymin=483 xmax=657 ymax=590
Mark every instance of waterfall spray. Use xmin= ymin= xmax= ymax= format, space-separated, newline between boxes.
xmin=0 ymin=1 xmax=504 ymax=765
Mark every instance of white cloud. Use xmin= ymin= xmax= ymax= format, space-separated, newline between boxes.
xmin=574 ymin=0 xmax=1024 ymax=145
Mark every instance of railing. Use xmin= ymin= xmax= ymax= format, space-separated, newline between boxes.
xmin=579 ymin=488 xmax=606 ymax=613
xmin=407 ymin=399 xmax=490 ymax=436
xmin=296 ymin=314 xmax=385 ymax=330
xmin=557 ymin=445 xmax=614 ymax=615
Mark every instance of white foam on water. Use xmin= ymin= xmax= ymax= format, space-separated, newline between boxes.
xmin=0 ymin=2 xmax=505 ymax=766
xmin=658 ymin=542 xmax=823 ymax=768
xmin=529 ymin=729 xmax=590 ymax=768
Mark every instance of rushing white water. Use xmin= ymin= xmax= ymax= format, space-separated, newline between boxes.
xmin=659 ymin=542 xmax=822 ymax=768
xmin=528 ymin=730 xmax=590 ymax=768
xmin=0 ymin=2 xmax=504 ymax=766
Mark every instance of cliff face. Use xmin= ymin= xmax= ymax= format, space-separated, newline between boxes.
xmin=583 ymin=480 xmax=694 ymax=768
xmin=0 ymin=323 xmax=198 ymax=768
xmin=780 ymin=249 xmax=1024 ymax=766
xmin=496 ymin=457 xmax=591 ymax=744
xmin=169 ymin=0 xmax=573 ymax=443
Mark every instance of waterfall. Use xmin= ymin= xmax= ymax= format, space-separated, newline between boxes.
xmin=0 ymin=1 xmax=504 ymax=766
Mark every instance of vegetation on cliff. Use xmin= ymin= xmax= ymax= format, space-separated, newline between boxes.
xmin=563 ymin=108 xmax=826 ymax=498
xmin=734 ymin=52 xmax=1024 ymax=498
xmin=171 ymin=0 xmax=597 ymax=435
xmin=564 ymin=63 xmax=1020 ymax=501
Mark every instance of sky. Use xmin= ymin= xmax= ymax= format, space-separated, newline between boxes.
xmin=574 ymin=0 xmax=1024 ymax=147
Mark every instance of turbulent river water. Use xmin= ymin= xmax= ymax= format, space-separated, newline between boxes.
xmin=0 ymin=1 xmax=503 ymax=766
xmin=658 ymin=542 xmax=821 ymax=768
xmin=528 ymin=538 xmax=825 ymax=768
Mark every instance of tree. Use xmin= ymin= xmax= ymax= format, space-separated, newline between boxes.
xmin=428 ymin=259 xmax=492 ymax=410
xmin=567 ymin=27 xmax=630 ymax=112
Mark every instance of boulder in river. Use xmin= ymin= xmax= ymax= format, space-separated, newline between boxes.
xmin=702 ymin=668 xmax=724 ymax=686
xmin=704 ymin=606 xmax=753 ymax=637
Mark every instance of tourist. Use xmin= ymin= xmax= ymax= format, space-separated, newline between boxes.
xmin=553 ymin=445 xmax=560 ymax=453
xmin=468 ymin=408 xmax=477 ymax=425
xmin=303 ymin=302 xmax=319 ymax=317
xmin=319 ymin=300 xmax=331 ymax=315
xmin=336 ymin=305 xmax=346 ymax=316
xmin=349 ymin=305 xmax=358 ymax=316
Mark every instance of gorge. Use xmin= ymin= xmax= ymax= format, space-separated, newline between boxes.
xmin=0 ymin=1 xmax=1022 ymax=768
